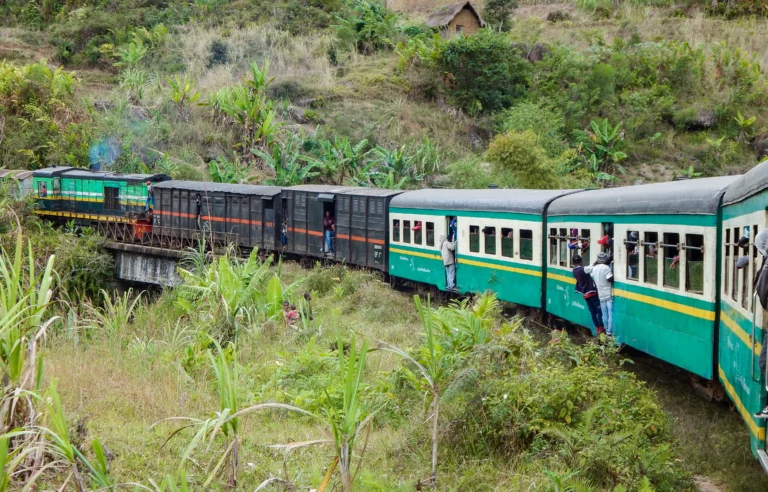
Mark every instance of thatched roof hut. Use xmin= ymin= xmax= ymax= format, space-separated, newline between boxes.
xmin=425 ymin=1 xmax=485 ymax=38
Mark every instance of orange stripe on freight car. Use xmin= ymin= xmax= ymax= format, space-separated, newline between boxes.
xmin=335 ymin=234 xmax=385 ymax=245
xmin=157 ymin=211 xmax=271 ymax=227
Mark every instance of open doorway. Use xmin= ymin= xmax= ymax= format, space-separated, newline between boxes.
xmin=322 ymin=200 xmax=335 ymax=254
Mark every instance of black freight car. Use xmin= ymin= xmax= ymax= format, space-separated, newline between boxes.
xmin=153 ymin=181 xmax=282 ymax=251
xmin=281 ymin=185 xmax=403 ymax=271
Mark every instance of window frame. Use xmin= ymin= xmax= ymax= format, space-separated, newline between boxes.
xmin=392 ymin=219 xmax=400 ymax=243
xmin=484 ymin=226 xmax=497 ymax=256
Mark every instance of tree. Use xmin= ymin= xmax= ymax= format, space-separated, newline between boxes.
xmin=484 ymin=130 xmax=558 ymax=189
xmin=483 ymin=0 xmax=518 ymax=32
xmin=438 ymin=30 xmax=529 ymax=114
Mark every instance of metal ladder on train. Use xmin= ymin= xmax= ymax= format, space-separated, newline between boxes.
xmin=751 ymin=292 xmax=768 ymax=473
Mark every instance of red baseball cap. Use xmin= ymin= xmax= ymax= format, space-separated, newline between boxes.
xmin=597 ymin=235 xmax=610 ymax=245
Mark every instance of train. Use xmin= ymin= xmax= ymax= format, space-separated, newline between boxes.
xmin=10 ymin=162 xmax=768 ymax=472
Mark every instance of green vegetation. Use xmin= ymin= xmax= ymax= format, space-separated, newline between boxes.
xmin=3 ymin=1 xmax=768 ymax=487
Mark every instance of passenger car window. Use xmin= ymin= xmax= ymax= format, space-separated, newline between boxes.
xmin=484 ymin=226 xmax=496 ymax=255
xmin=732 ymin=227 xmax=740 ymax=302
xmin=580 ymin=229 xmax=591 ymax=264
xmin=426 ymin=222 xmax=435 ymax=247
xmin=662 ymin=232 xmax=680 ymax=289
xmin=724 ymin=228 xmax=730 ymax=297
xmin=470 ymin=226 xmax=480 ymax=253
xmin=413 ymin=221 xmax=423 ymax=245
xmin=559 ymin=228 xmax=568 ymax=267
xmin=549 ymin=228 xmax=557 ymax=265
xmin=520 ymin=229 xmax=533 ymax=260
xmin=644 ymin=232 xmax=659 ymax=285
xmin=392 ymin=219 xmax=400 ymax=243
xmin=501 ymin=228 xmax=513 ymax=258
xmin=627 ymin=231 xmax=639 ymax=281
xmin=685 ymin=234 xmax=704 ymax=295
xmin=403 ymin=220 xmax=411 ymax=244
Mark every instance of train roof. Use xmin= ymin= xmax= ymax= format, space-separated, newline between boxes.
xmin=390 ymin=188 xmax=580 ymax=215
xmin=723 ymin=161 xmax=768 ymax=206
xmin=153 ymin=180 xmax=282 ymax=197
xmin=548 ymin=176 xmax=740 ymax=217
xmin=33 ymin=166 xmax=76 ymax=177
xmin=285 ymin=185 xmax=402 ymax=197
xmin=32 ymin=167 xmax=170 ymax=182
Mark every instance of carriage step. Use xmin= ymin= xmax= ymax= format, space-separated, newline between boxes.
xmin=757 ymin=449 xmax=768 ymax=475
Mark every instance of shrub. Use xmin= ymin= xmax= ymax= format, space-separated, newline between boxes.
xmin=207 ymin=39 xmax=229 ymax=68
xmin=439 ymin=30 xmax=530 ymax=115
xmin=483 ymin=0 xmax=518 ymax=32
xmin=445 ymin=156 xmax=494 ymax=189
xmin=442 ymin=330 xmax=689 ymax=490
xmin=334 ymin=0 xmax=400 ymax=55
xmin=484 ymin=130 xmax=558 ymax=189
xmin=497 ymin=102 xmax=565 ymax=156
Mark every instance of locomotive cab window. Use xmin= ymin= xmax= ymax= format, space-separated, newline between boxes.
xmin=501 ymin=228 xmax=513 ymax=258
xmin=663 ymin=232 xmax=680 ymax=289
xmin=484 ymin=226 xmax=496 ymax=255
xmin=426 ymin=222 xmax=435 ymax=247
xmin=470 ymin=226 xmax=480 ymax=253
xmin=104 ymin=186 xmax=120 ymax=211
xmin=520 ymin=229 xmax=533 ymax=260
xmin=644 ymin=231 xmax=659 ymax=285
xmin=403 ymin=220 xmax=411 ymax=243
xmin=392 ymin=219 xmax=400 ymax=242
xmin=685 ymin=234 xmax=704 ymax=295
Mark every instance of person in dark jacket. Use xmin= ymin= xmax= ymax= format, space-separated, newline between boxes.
xmin=572 ymin=255 xmax=605 ymax=336
xmin=753 ymin=230 xmax=768 ymax=418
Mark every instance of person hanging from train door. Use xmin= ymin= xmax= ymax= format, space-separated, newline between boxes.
xmin=572 ymin=254 xmax=606 ymax=336
xmin=145 ymin=181 xmax=154 ymax=211
xmin=439 ymin=234 xmax=457 ymax=292
xmin=584 ymin=252 xmax=614 ymax=336
xmin=195 ymin=193 xmax=202 ymax=229
xmin=751 ymin=230 xmax=768 ymax=418
xmin=448 ymin=216 xmax=457 ymax=242
xmin=323 ymin=210 xmax=335 ymax=253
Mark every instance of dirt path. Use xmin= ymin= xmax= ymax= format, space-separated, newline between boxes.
xmin=694 ymin=476 xmax=725 ymax=492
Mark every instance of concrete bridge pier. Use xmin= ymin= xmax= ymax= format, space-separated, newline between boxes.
xmin=108 ymin=243 xmax=183 ymax=287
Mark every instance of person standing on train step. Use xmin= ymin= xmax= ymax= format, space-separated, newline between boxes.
xmin=195 ymin=193 xmax=202 ymax=228
xmin=584 ymin=252 xmax=614 ymax=336
xmin=323 ymin=210 xmax=335 ymax=253
xmin=439 ymin=234 xmax=457 ymax=291
xmin=752 ymin=230 xmax=768 ymax=418
xmin=145 ymin=181 xmax=154 ymax=211
xmin=572 ymin=255 xmax=605 ymax=336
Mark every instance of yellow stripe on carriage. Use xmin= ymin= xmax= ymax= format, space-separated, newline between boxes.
xmin=389 ymin=247 xmax=442 ymax=261
xmin=614 ymin=288 xmax=716 ymax=321
xmin=548 ymin=272 xmax=576 ymax=284
xmin=719 ymin=366 xmax=766 ymax=441
xmin=457 ymin=257 xmax=541 ymax=277
xmin=33 ymin=210 xmax=134 ymax=223
xmin=721 ymin=310 xmax=762 ymax=357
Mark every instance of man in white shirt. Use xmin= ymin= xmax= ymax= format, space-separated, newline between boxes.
xmin=585 ymin=252 xmax=614 ymax=336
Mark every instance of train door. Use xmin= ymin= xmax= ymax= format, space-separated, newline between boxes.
xmin=317 ymin=195 xmax=336 ymax=255
xmin=719 ymin=212 xmax=768 ymax=464
xmin=445 ymin=216 xmax=458 ymax=291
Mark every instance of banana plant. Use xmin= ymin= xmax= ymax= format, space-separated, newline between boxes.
xmin=165 ymin=74 xmax=201 ymax=118
xmin=734 ymin=111 xmax=757 ymax=142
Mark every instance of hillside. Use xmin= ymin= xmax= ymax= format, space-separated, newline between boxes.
xmin=5 ymin=2 xmax=768 ymax=490
xmin=2 ymin=0 xmax=768 ymax=190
